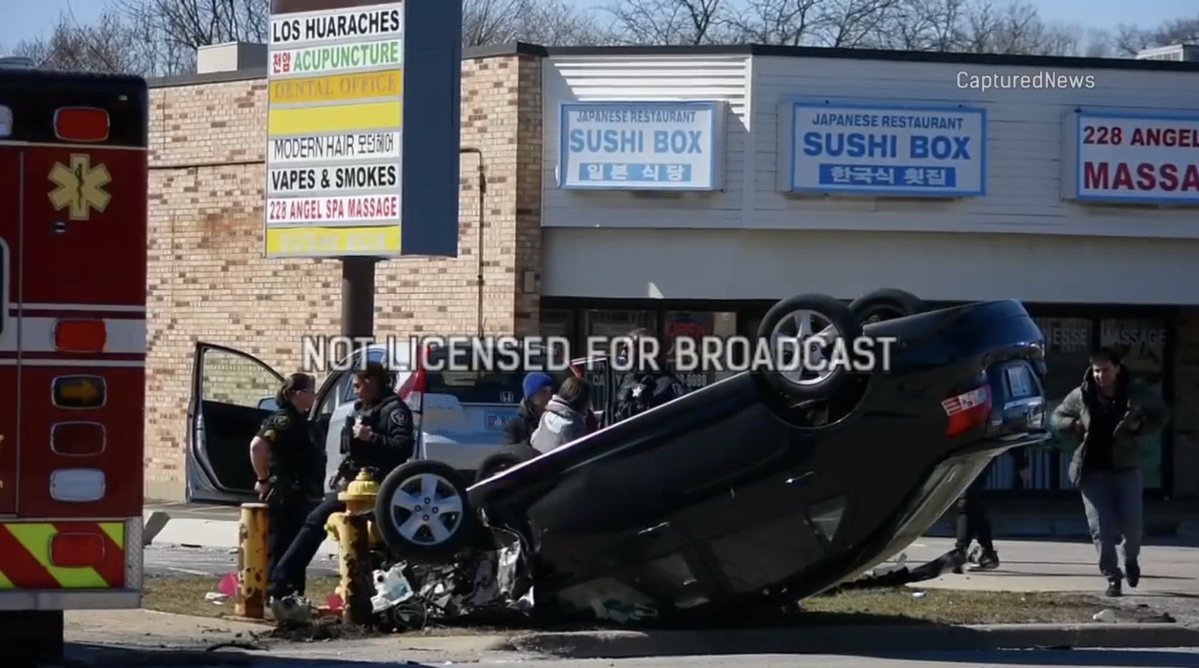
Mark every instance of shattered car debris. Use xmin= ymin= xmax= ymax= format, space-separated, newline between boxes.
xmin=363 ymin=290 xmax=1051 ymax=625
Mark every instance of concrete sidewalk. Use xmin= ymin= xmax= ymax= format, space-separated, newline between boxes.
xmin=881 ymin=536 xmax=1199 ymax=595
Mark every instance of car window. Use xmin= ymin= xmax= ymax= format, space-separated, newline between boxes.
xmin=339 ymin=348 xmax=389 ymax=403
xmin=416 ymin=344 xmax=572 ymax=405
xmin=426 ymin=368 xmax=574 ymax=405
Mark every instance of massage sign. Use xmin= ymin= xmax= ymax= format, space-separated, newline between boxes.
xmin=264 ymin=2 xmax=405 ymax=257
xmin=1074 ymin=112 xmax=1199 ymax=204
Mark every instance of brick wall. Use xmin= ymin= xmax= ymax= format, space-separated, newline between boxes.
xmin=1172 ymin=310 xmax=1199 ymax=499
xmin=145 ymin=53 xmax=543 ymax=501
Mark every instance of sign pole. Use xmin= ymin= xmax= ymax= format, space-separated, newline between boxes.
xmin=341 ymin=257 xmax=376 ymax=338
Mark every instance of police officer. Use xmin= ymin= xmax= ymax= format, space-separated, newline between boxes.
xmin=268 ymin=362 xmax=414 ymax=616
xmin=249 ymin=373 xmax=321 ymax=596
xmin=610 ymin=327 xmax=688 ymax=424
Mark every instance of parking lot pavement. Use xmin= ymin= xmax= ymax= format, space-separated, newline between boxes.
xmin=144 ymin=542 xmax=338 ymax=578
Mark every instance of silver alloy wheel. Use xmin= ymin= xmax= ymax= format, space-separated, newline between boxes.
xmin=768 ymin=308 xmax=841 ymax=387
xmin=388 ymin=472 xmax=464 ymax=545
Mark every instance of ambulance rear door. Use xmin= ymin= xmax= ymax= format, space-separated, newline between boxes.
xmin=0 ymin=100 xmax=17 ymax=515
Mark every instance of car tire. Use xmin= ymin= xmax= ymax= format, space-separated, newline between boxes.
xmin=375 ymin=460 xmax=474 ymax=564
xmin=849 ymin=288 xmax=927 ymax=325
xmin=475 ymin=446 xmax=536 ymax=483
xmin=755 ymin=293 xmax=863 ymax=401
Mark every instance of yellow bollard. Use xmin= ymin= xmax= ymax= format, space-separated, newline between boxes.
xmin=236 ymin=502 xmax=269 ymax=619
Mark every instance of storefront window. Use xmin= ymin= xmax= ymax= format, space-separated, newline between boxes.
xmin=664 ymin=311 xmax=737 ymax=389
xmin=1100 ymin=318 xmax=1169 ymax=489
xmin=584 ymin=309 xmax=657 ymax=339
xmin=540 ymin=309 xmax=575 ymax=341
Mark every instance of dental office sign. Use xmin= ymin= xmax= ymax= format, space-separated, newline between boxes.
xmin=558 ymin=101 xmax=724 ymax=190
xmin=1072 ymin=112 xmax=1199 ymax=204
xmin=788 ymin=103 xmax=986 ymax=197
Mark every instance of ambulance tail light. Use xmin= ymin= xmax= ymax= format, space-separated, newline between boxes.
xmin=51 ymin=422 xmax=106 ymax=456
xmin=50 ymin=531 xmax=107 ymax=568
xmin=942 ymin=384 xmax=992 ymax=438
xmin=54 ymin=107 xmax=110 ymax=142
xmin=54 ymin=319 xmax=107 ymax=353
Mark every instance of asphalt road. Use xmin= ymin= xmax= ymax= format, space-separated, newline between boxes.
xmin=58 ymin=648 xmax=1199 ymax=667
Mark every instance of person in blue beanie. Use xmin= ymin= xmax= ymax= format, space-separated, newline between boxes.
xmin=503 ymin=372 xmax=556 ymax=447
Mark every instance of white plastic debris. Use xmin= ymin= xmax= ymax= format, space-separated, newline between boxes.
xmin=205 ymin=592 xmax=228 ymax=604
xmin=912 ymin=591 xmax=927 ymax=598
xmin=1093 ymin=608 xmax=1118 ymax=623
xmin=371 ymin=565 xmax=414 ymax=613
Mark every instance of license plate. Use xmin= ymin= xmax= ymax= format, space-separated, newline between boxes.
xmin=485 ymin=413 xmax=511 ymax=431
xmin=1005 ymin=365 xmax=1035 ymax=399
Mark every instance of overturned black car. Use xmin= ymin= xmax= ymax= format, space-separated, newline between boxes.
xmin=367 ymin=289 xmax=1051 ymax=624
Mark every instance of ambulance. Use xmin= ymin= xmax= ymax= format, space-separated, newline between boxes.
xmin=0 ymin=56 xmax=147 ymax=660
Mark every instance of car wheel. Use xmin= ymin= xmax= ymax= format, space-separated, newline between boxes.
xmin=375 ymin=460 xmax=474 ymax=564
xmin=849 ymin=288 xmax=927 ymax=325
xmin=475 ymin=447 xmax=535 ymax=483
xmin=755 ymin=293 xmax=863 ymax=401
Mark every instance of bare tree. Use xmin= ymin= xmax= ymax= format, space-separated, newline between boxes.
xmin=1113 ymin=15 xmax=1199 ymax=56
xmin=5 ymin=8 xmax=162 ymax=75
xmin=725 ymin=0 xmax=822 ymax=46
xmin=109 ymin=0 xmax=268 ymax=75
xmin=604 ymin=0 xmax=733 ymax=45
xmin=463 ymin=0 xmax=608 ymax=47
xmin=870 ymin=0 xmax=971 ymax=52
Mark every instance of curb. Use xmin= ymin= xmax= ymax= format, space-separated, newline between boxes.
xmin=501 ymin=623 xmax=1199 ymax=658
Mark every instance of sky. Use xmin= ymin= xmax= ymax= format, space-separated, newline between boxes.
xmin=0 ymin=0 xmax=1195 ymax=49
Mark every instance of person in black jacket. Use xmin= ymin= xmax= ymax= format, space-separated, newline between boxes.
xmin=249 ymin=373 xmax=322 ymax=596
xmin=268 ymin=362 xmax=413 ymax=615
xmin=502 ymin=372 xmax=555 ymax=447
xmin=611 ymin=327 xmax=687 ymax=424
xmin=952 ymin=449 xmax=1030 ymax=572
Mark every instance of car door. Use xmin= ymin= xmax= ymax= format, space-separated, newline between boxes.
xmin=0 ymin=141 xmax=16 ymax=514
xmin=187 ymin=342 xmax=285 ymax=504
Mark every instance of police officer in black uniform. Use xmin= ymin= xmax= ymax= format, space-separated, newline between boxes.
xmin=249 ymin=373 xmax=322 ymax=595
xmin=610 ymin=327 xmax=688 ymax=424
xmin=268 ymin=362 xmax=414 ymax=612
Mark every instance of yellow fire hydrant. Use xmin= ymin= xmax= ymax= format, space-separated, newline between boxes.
xmin=325 ymin=470 xmax=380 ymax=625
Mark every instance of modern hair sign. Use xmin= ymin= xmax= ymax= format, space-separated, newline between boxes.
xmin=1069 ymin=111 xmax=1199 ymax=205
xmin=557 ymin=101 xmax=725 ymax=191
xmin=786 ymin=102 xmax=986 ymax=197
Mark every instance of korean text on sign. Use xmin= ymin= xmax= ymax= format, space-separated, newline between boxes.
xmin=789 ymin=104 xmax=986 ymax=197
xmin=559 ymin=102 xmax=722 ymax=190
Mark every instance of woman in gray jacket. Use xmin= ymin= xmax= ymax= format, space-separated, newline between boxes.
xmin=530 ymin=376 xmax=593 ymax=454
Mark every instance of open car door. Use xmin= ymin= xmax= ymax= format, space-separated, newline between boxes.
xmin=187 ymin=342 xmax=285 ymax=504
